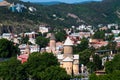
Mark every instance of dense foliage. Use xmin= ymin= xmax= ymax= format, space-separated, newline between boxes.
xmin=21 ymin=35 xmax=29 ymax=44
xmin=93 ymin=30 xmax=105 ymax=39
xmin=78 ymin=49 xmax=92 ymax=65
xmin=0 ymin=0 xmax=120 ymax=33
xmin=0 ymin=52 xmax=70 ymax=80
xmin=0 ymin=38 xmax=20 ymax=58
xmin=90 ymin=53 xmax=120 ymax=80
xmin=55 ymin=30 xmax=67 ymax=42
xmin=0 ymin=57 xmax=22 ymax=80
xmin=73 ymin=38 xmax=89 ymax=53
xmin=105 ymin=53 xmax=120 ymax=73
xmin=35 ymin=36 xmax=49 ymax=51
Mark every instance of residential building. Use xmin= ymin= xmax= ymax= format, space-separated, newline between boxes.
xmin=39 ymin=26 xmax=48 ymax=34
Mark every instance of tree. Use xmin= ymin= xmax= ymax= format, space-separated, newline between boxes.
xmin=106 ymin=41 xmax=117 ymax=50
xmin=0 ymin=52 xmax=70 ymax=80
xmin=55 ymin=31 xmax=66 ymax=42
xmin=93 ymin=30 xmax=105 ymax=39
xmin=105 ymin=53 xmax=120 ymax=74
xmin=93 ymin=54 xmax=102 ymax=70
xmin=89 ymin=71 xmax=120 ymax=80
xmin=80 ymin=38 xmax=89 ymax=51
xmin=0 ymin=57 xmax=26 ymax=80
xmin=26 ymin=52 xmax=60 ymax=79
xmin=89 ymin=73 xmax=98 ymax=80
xmin=35 ymin=36 xmax=49 ymax=51
xmin=21 ymin=35 xmax=29 ymax=44
xmin=105 ymin=61 xmax=114 ymax=73
xmin=87 ymin=62 xmax=96 ymax=73
xmin=105 ymin=34 xmax=114 ymax=41
xmin=38 ymin=66 xmax=70 ymax=80
xmin=73 ymin=38 xmax=89 ymax=53
xmin=0 ymin=38 xmax=20 ymax=58
xmin=79 ymin=49 xmax=92 ymax=65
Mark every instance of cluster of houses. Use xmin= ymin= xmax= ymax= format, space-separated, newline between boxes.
xmin=0 ymin=23 xmax=120 ymax=75
xmin=0 ymin=0 xmax=120 ymax=77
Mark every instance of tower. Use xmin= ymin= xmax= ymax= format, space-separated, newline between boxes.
xmin=63 ymin=37 xmax=73 ymax=58
xmin=73 ymin=55 xmax=79 ymax=75
xmin=62 ymin=36 xmax=73 ymax=75
xmin=49 ymin=33 xmax=56 ymax=54
xmin=57 ymin=36 xmax=79 ymax=75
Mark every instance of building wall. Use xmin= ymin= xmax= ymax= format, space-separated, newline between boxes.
xmin=49 ymin=40 xmax=56 ymax=54
xmin=24 ymin=48 xmax=30 ymax=54
xmin=64 ymin=46 xmax=73 ymax=57
xmin=62 ymin=62 xmax=73 ymax=75
xmin=73 ymin=64 xmax=79 ymax=75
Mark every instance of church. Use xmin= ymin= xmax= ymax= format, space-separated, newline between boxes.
xmin=18 ymin=33 xmax=80 ymax=75
xmin=48 ymin=34 xmax=80 ymax=75
xmin=57 ymin=37 xmax=79 ymax=75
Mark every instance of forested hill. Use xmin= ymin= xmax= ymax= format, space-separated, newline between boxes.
xmin=0 ymin=0 xmax=120 ymax=33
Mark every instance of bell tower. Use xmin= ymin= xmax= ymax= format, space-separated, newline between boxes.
xmin=63 ymin=37 xmax=73 ymax=58
xmin=58 ymin=36 xmax=79 ymax=75
xmin=49 ymin=33 xmax=56 ymax=54
xmin=62 ymin=36 xmax=73 ymax=75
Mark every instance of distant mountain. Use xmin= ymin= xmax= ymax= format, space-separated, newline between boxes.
xmin=33 ymin=1 xmax=102 ymax=5
xmin=33 ymin=1 xmax=63 ymax=6
xmin=72 ymin=0 xmax=101 ymax=4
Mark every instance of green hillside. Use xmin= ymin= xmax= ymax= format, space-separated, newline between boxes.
xmin=0 ymin=0 xmax=120 ymax=33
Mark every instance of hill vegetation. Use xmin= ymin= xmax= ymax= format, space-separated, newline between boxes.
xmin=0 ymin=0 xmax=120 ymax=33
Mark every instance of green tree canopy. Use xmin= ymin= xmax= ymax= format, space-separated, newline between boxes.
xmin=105 ymin=34 xmax=114 ymax=41
xmin=36 ymin=36 xmax=49 ymax=47
xmin=93 ymin=30 xmax=105 ymax=39
xmin=89 ymin=71 xmax=120 ymax=80
xmin=25 ymin=52 xmax=60 ymax=79
xmin=78 ymin=49 xmax=92 ymax=65
xmin=0 ymin=58 xmax=27 ymax=80
xmin=73 ymin=38 xmax=89 ymax=53
xmin=21 ymin=35 xmax=29 ymax=44
xmin=89 ymin=73 xmax=98 ymax=80
xmin=106 ymin=41 xmax=117 ymax=50
xmin=93 ymin=54 xmax=102 ymax=70
xmin=0 ymin=52 xmax=70 ymax=80
xmin=38 ymin=66 xmax=70 ymax=80
xmin=35 ymin=36 xmax=49 ymax=51
xmin=0 ymin=38 xmax=20 ymax=58
xmin=105 ymin=53 xmax=120 ymax=74
xmin=55 ymin=31 xmax=66 ymax=42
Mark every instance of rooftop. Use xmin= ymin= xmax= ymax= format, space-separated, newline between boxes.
xmin=64 ymin=36 xmax=73 ymax=46
xmin=63 ymin=57 xmax=73 ymax=62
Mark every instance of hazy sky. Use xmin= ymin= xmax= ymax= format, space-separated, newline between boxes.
xmin=21 ymin=0 xmax=102 ymax=3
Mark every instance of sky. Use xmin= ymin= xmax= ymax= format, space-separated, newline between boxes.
xmin=21 ymin=0 xmax=102 ymax=3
